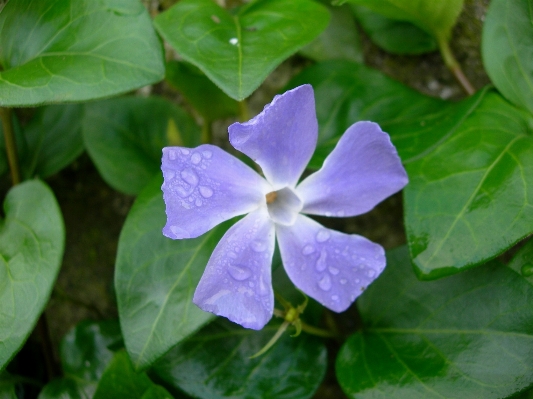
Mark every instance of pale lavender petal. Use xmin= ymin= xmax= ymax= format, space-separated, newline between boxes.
xmin=297 ymin=121 xmax=408 ymax=217
xmin=162 ymin=145 xmax=271 ymax=239
xmin=228 ymin=84 xmax=317 ymax=189
xmin=193 ymin=207 xmax=275 ymax=330
xmin=276 ymin=214 xmax=385 ymax=312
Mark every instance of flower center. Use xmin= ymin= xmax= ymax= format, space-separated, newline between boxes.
xmin=265 ymin=187 xmax=303 ymax=226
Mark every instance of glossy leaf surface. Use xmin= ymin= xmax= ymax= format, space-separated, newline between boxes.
xmin=115 ymin=177 xmax=233 ymax=370
xmin=83 ymin=96 xmax=200 ymax=195
xmin=154 ymin=0 xmax=329 ymax=100
xmin=336 ymin=246 xmax=533 ymax=399
xmin=165 ymin=61 xmax=239 ymax=122
xmin=152 ymin=319 xmax=327 ymax=399
xmin=351 ymin=5 xmax=437 ymax=54
xmin=337 ymin=0 xmax=463 ymax=41
xmin=0 ymin=0 xmax=164 ymax=106
xmin=482 ymin=0 xmax=533 ymax=114
xmin=0 ymin=180 xmax=64 ymax=371
xmin=300 ymin=2 xmax=363 ymax=63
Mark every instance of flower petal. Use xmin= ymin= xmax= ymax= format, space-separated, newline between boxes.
xmin=162 ymin=145 xmax=270 ymax=239
xmin=297 ymin=121 xmax=408 ymax=217
xmin=228 ymin=84 xmax=318 ymax=189
xmin=276 ymin=214 xmax=385 ymax=312
xmin=193 ymin=207 xmax=275 ymax=330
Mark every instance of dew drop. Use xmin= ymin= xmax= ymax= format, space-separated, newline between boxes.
xmin=199 ymin=186 xmax=213 ymax=198
xmin=168 ymin=150 xmax=177 ymax=160
xmin=181 ymin=168 xmax=199 ymax=186
xmin=228 ymin=265 xmax=252 ymax=281
xmin=522 ymin=263 xmax=533 ymax=277
xmin=328 ymin=266 xmax=339 ymax=275
xmin=302 ymin=245 xmax=315 ymax=255
xmin=340 ymin=279 xmax=347 ymax=285
xmin=195 ymin=198 xmax=202 ymax=206
xmin=258 ymin=277 xmax=269 ymax=296
xmin=318 ymin=274 xmax=332 ymax=291
xmin=325 ymin=211 xmax=333 ymax=217
xmin=316 ymin=229 xmax=331 ymax=243
xmin=165 ymin=170 xmax=175 ymax=180
xmin=229 ymin=37 xmax=238 ymax=45
xmin=181 ymin=148 xmax=190 ymax=155
xmin=191 ymin=152 xmax=202 ymax=164
xmin=202 ymin=150 xmax=212 ymax=159
xmin=251 ymin=240 xmax=267 ymax=252
xmin=227 ymin=251 xmax=238 ymax=259
xmin=332 ymin=295 xmax=339 ymax=301
xmin=176 ymin=185 xmax=192 ymax=198
xmin=367 ymin=269 xmax=376 ymax=278
xmin=355 ymin=278 xmax=360 ymax=284
xmin=337 ymin=210 xmax=345 ymax=217
xmin=315 ymin=250 xmax=327 ymax=271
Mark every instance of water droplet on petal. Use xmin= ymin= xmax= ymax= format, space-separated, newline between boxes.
xmin=199 ymin=186 xmax=213 ymax=198
xmin=248 ymin=281 xmax=254 ymax=288
xmin=522 ymin=263 xmax=533 ymax=277
xmin=195 ymin=198 xmax=202 ymax=206
xmin=181 ymin=168 xmax=199 ymax=186
xmin=367 ymin=269 xmax=376 ymax=278
xmin=191 ymin=152 xmax=202 ymax=164
xmin=316 ymin=229 xmax=330 ymax=243
xmin=228 ymin=265 xmax=252 ymax=281
xmin=318 ymin=275 xmax=332 ymax=291
xmin=202 ymin=150 xmax=212 ymax=159
xmin=165 ymin=170 xmax=175 ymax=180
xmin=332 ymin=295 xmax=339 ymax=301
xmin=176 ymin=186 xmax=192 ymax=198
xmin=251 ymin=240 xmax=267 ymax=252
xmin=181 ymin=148 xmax=190 ymax=155
xmin=168 ymin=150 xmax=177 ymax=160
xmin=328 ymin=266 xmax=339 ymax=275
xmin=258 ymin=277 xmax=269 ymax=296
xmin=340 ymin=279 xmax=347 ymax=285
xmin=337 ymin=210 xmax=345 ymax=217
xmin=302 ymin=245 xmax=314 ymax=255
xmin=325 ymin=211 xmax=332 ymax=217
xmin=227 ymin=251 xmax=237 ymax=259
xmin=315 ymin=250 xmax=327 ymax=271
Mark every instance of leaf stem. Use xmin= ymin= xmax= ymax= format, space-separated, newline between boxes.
xmin=438 ymin=38 xmax=475 ymax=96
xmin=238 ymin=100 xmax=250 ymax=122
xmin=300 ymin=321 xmax=338 ymax=339
xmin=201 ymin=119 xmax=212 ymax=144
xmin=0 ymin=107 xmax=21 ymax=185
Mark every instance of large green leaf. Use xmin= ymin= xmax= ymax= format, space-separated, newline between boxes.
xmin=336 ymin=0 xmax=463 ymax=42
xmin=482 ymin=0 xmax=533 ymax=114
xmin=83 ymin=96 xmax=200 ymax=195
xmin=0 ymin=0 xmax=164 ymax=106
xmin=336 ymin=246 xmax=533 ymax=399
xmin=152 ymin=319 xmax=327 ymax=399
xmin=154 ymin=0 xmax=329 ymax=100
xmin=351 ymin=5 xmax=437 ymax=54
xmin=0 ymin=180 xmax=65 ymax=370
xmin=165 ymin=61 xmax=239 ymax=123
xmin=115 ymin=177 xmax=234 ymax=370
xmin=299 ymin=2 xmax=363 ymax=63
xmin=404 ymin=91 xmax=533 ymax=278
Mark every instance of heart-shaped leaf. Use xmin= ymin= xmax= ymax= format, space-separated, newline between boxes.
xmin=154 ymin=0 xmax=329 ymax=100
xmin=0 ymin=0 xmax=164 ymax=106
xmin=336 ymin=0 xmax=464 ymax=42
xmin=165 ymin=61 xmax=239 ymax=122
xmin=482 ymin=0 xmax=533 ymax=114
xmin=299 ymin=2 xmax=363 ymax=63
xmin=83 ymin=96 xmax=200 ymax=195
xmin=336 ymin=246 xmax=533 ymax=399
xmin=115 ymin=177 xmax=234 ymax=370
xmin=351 ymin=5 xmax=437 ymax=54
xmin=0 ymin=180 xmax=65 ymax=370
xmin=152 ymin=319 xmax=327 ymax=399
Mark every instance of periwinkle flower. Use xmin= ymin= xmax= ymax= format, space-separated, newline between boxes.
xmin=161 ymin=84 xmax=408 ymax=330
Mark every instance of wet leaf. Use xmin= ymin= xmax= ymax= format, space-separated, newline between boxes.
xmin=154 ymin=0 xmax=329 ymax=100
xmin=337 ymin=246 xmax=533 ymax=399
xmin=0 ymin=180 xmax=65 ymax=370
xmin=0 ymin=0 xmax=164 ymax=106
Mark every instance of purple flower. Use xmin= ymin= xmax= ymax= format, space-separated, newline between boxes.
xmin=161 ymin=84 xmax=408 ymax=330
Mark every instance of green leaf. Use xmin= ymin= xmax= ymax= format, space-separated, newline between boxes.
xmin=0 ymin=372 xmax=18 ymax=399
xmin=482 ymin=0 xmax=533 ymax=114
xmin=0 ymin=180 xmax=65 ymax=371
xmin=336 ymin=246 xmax=533 ymax=399
xmin=154 ymin=0 xmax=329 ymax=100
xmin=93 ymin=351 xmax=153 ymax=399
xmin=404 ymin=91 xmax=533 ymax=278
xmin=0 ymin=0 xmax=164 ymax=106
xmin=351 ymin=5 xmax=437 ymax=54
xmin=165 ymin=61 xmax=239 ymax=122
xmin=152 ymin=319 xmax=327 ymax=399
xmin=83 ymin=96 xmax=200 ymax=195
xmin=336 ymin=0 xmax=464 ymax=42
xmin=38 ymin=378 xmax=92 ymax=399
xmin=115 ymin=177 xmax=235 ymax=370
xmin=141 ymin=385 xmax=174 ymax=399
xmin=299 ymin=2 xmax=363 ymax=63
xmin=508 ymin=239 xmax=533 ymax=286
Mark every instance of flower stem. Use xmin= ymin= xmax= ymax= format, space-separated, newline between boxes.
xmin=0 ymin=107 xmax=21 ymax=185
xmin=300 ymin=321 xmax=338 ymax=339
xmin=238 ymin=100 xmax=250 ymax=122
xmin=249 ymin=321 xmax=289 ymax=359
xmin=438 ymin=38 xmax=475 ymax=95
xmin=201 ymin=120 xmax=212 ymax=144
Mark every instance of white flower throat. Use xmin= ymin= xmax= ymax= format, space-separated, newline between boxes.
xmin=265 ymin=187 xmax=303 ymax=226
